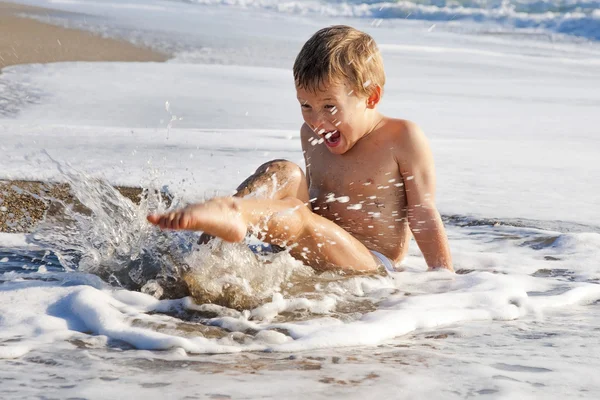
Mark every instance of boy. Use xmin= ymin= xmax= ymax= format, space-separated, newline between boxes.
xmin=147 ymin=25 xmax=453 ymax=273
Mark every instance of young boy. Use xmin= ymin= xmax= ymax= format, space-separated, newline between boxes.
xmin=147 ymin=25 xmax=453 ymax=273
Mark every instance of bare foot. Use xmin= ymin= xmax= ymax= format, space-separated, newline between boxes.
xmin=147 ymin=198 xmax=247 ymax=242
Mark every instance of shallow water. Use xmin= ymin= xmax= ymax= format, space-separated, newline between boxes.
xmin=2 ymin=206 xmax=600 ymax=398
xmin=2 ymin=0 xmax=600 ymax=398
xmin=2 ymin=146 xmax=600 ymax=396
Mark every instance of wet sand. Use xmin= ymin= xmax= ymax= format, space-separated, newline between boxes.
xmin=0 ymin=1 xmax=168 ymax=232
xmin=0 ymin=181 xmax=147 ymax=233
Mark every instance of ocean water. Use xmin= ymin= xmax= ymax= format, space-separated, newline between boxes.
xmin=35 ymin=0 xmax=600 ymax=42
xmin=1 ymin=0 xmax=600 ymax=398
xmin=182 ymin=0 xmax=600 ymax=40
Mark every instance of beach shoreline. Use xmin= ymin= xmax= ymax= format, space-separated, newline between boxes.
xmin=0 ymin=1 xmax=168 ymax=70
xmin=0 ymin=1 xmax=169 ymax=233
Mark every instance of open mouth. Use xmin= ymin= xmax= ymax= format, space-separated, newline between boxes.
xmin=323 ymin=130 xmax=341 ymax=147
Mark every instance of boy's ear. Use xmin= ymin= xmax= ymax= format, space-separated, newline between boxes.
xmin=366 ymin=85 xmax=382 ymax=109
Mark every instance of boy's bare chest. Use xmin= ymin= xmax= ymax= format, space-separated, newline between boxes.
xmin=306 ymin=144 xmax=400 ymax=198
xmin=304 ymin=140 xmax=410 ymax=257
xmin=307 ymin=145 xmax=407 ymax=228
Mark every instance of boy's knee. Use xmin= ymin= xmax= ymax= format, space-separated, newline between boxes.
xmin=258 ymin=159 xmax=305 ymax=181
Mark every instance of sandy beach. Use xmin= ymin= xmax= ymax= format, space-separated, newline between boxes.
xmin=0 ymin=1 xmax=167 ymax=69
xmin=0 ymin=1 xmax=168 ymax=232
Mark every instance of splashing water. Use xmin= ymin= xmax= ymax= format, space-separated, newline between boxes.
xmin=19 ymin=160 xmax=600 ymax=360
xmin=5 ymin=161 xmax=600 ymax=373
xmin=184 ymin=241 xmax=314 ymax=310
xmin=28 ymin=163 xmax=189 ymax=296
xmin=26 ymin=163 xmax=321 ymax=308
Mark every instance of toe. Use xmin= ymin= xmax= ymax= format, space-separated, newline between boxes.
xmin=147 ymin=214 xmax=160 ymax=225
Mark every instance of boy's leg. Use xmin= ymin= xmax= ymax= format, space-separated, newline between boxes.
xmin=234 ymin=159 xmax=310 ymax=202
xmin=148 ymin=197 xmax=379 ymax=273
xmin=199 ymin=159 xmax=309 ymax=244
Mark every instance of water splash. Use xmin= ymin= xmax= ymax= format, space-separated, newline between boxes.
xmin=27 ymin=162 xmax=191 ymax=296
xmin=25 ymin=162 xmax=318 ymax=308
xmin=184 ymin=240 xmax=314 ymax=310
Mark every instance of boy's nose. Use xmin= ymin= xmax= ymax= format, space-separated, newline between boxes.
xmin=309 ymin=112 xmax=328 ymax=132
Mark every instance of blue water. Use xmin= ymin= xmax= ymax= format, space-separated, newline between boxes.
xmin=181 ymin=0 xmax=600 ymax=41
xmin=0 ymin=249 xmax=63 ymax=274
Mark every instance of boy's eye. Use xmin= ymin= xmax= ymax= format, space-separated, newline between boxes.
xmin=301 ymin=104 xmax=311 ymax=109
xmin=324 ymin=105 xmax=335 ymax=110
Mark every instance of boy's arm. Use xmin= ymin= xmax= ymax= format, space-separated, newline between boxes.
xmin=396 ymin=122 xmax=453 ymax=272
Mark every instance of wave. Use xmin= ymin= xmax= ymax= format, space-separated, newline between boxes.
xmin=2 ymin=166 xmax=599 ymax=357
xmin=178 ymin=0 xmax=600 ymax=41
xmin=442 ymin=214 xmax=600 ymax=233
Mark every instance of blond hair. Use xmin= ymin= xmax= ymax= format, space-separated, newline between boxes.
xmin=293 ymin=25 xmax=385 ymax=97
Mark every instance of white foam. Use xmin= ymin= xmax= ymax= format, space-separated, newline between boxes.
xmin=251 ymin=293 xmax=337 ymax=320
xmin=0 ymin=233 xmax=34 ymax=248
xmin=0 ymin=344 xmax=31 ymax=359
xmin=3 ymin=262 xmax=599 ymax=358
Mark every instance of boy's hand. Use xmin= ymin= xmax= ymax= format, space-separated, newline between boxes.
xmin=396 ymin=122 xmax=453 ymax=272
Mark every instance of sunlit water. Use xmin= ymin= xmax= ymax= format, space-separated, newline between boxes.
xmin=1 ymin=170 xmax=599 ymax=397
xmin=1 ymin=0 xmax=600 ymax=398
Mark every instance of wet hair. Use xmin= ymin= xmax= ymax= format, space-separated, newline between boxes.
xmin=293 ymin=25 xmax=385 ymax=97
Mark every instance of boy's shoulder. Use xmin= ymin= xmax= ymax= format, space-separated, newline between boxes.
xmin=380 ymin=118 xmax=427 ymax=147
xmin=380 ymin=118 xmax=432 ymax=165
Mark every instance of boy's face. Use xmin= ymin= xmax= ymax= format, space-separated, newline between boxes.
xmin=296 ymin=82 xmax=372 ymax=155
